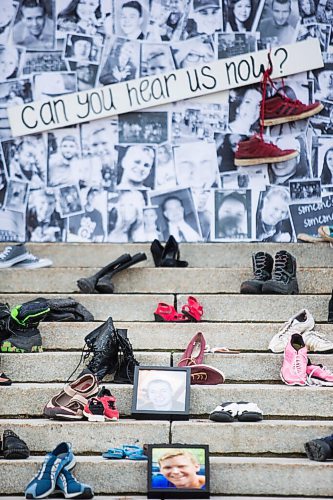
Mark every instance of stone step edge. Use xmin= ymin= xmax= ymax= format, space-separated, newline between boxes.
xmin=1 ymin=497 xmax=327 ymax=500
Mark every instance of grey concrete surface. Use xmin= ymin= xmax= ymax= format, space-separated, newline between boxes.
xmin=1 ymin=383 xmax=332 ymax=418
xmin=2 ymin=242 xmax=331 ymax=267
xmin=1 ymin=267 xmax=332 ymax=294
xmin=0 ymin=457 xmax=332 ymax=495
xmin=38 ymin=321 xmax=333 ymax=351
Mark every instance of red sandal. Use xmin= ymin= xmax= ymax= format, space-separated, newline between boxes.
xmin=154 ymin=303 xmax=190 ymax=322
xmin=181 ymin=296 xmax=204 ymax=322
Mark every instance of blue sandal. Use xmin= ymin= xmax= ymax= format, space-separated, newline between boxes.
xmin=103 ymin=444 xmax=147 ymax=460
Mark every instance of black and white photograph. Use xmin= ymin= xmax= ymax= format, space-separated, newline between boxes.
xmin=289 ymin=179 xmax=322 ymax=203
xmin=155 ymin=144 xmax=177 ymax=189
xmin=114 ymin=0 xmax=149 ymax=40
xmin=47 ymin=128 xmax=82 ymax=187
xmin=12 ymin=0 xmax=56 ymax=50
xmin=310 ymin=100 xmax=333 ymax=135
xmin=268 ymin=133 xmax=312 ymax=185
xmin=1 ymin=135 xmax=46 ymax=190
xmin=67 ymin=60 xmax=98 ymax=90
xmin=255 ymin=0 xmax=299 ymax=48
xmin=228 ymin=86 xmax=261 ymax=134
xmin=0 ymin=0 xmax=19 ymax=45
xmin=33 ymin=71 xmax=77 ymax=100
xmin=171 ymin=36 xmax=215 ymax=69
xmin=131 ymin=366 xmax=190 ymax=419
xmin=172 ymin=104 xmax=228 ymax=143
xmin=150 ymin=187 xmax=203 ymax=242
xmin=131 ymin=205 xmax=165 ymax=241
xmin=214 ymin=189 xmax=252 ymax=240
xmin=56 ymin=0 xmax=112 ymax=36
xmin=119 ymin=112 xmax=169 ymax=144
xmin=312 ymin=135 xmax=333 ymax=183
xmin=26 ymin=188 xmax=65 ymax=242
xmin=256 ymin=185 xmax=294 ymax=242
xmin=221 ymin=165 xmax=269 ymax=189
xmin=296 ymin=23 xmax=331 ymax=52
xmin=297 ymin=0 xmax=316 ymax=23
xmin=0 ymin=209 xmax=25 ymax=242
xmin=99 ymin=37 xmax=140 ymax=85
xmin=58 ymin=183 xmax=83 ymax=217
xmin=225 ymin=0 xmax=261 ymax=32
xmin=146 ymin=0 xmax=190 ymax=42
xmin=21 ymin=50 xmax=67 ymax=74
xmin=107 ymin=189 xmax=146 ymax=242
xmin=183 ymin=0 xmax=223 ymax=38
xmin=0 ymin=45 xmax=25 ymax=81
xmin=216 ymin=32 xmax=258 ymax=59
xmin=316 ymin=0 xmax=333 ymax=33
xmin=215 ymin=133 xmax=246 ymax=173
xmin=0 ymin=154 xmax=7 ymax=209
xmin=64 ymin=32 xmax=104 ymax=63
xmin=4 ymin=179 xmax=29 ymax=212
xmin=68 ymin=187 xmax=107 ymax=242
xmin=116 ymin=144 xmax=156 ymax=190
xmin=140 ymin=43 xmax=175 ymax=77
xmin=0 ymin=78 xmax=33 ymax=140
xmin=173 ymin=141 xmax=220 ymax=189
xmin=312 ymin=61 xmax=333 ymax=102
xmin=289 ymin=193 xmax=333 ymax=238
xmin=192 ymin=188 xmax=214 ymax=240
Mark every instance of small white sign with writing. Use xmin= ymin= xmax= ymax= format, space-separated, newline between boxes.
xmin=8 ymin=39 xmax=323 ymax=137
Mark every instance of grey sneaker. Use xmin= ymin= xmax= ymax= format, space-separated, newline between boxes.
xmin=0 ymin=244 xmax=29 ymax=268
xmin=13 ymin=253 xmax=53 ymax=269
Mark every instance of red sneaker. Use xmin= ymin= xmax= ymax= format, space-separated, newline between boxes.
xmin=262 ymin=93 xmax=323 ymax=127
xmin=97 ymin=387 xmax=119 ymax=421
xmin=234 ymin=135 xmax=299 ymax=167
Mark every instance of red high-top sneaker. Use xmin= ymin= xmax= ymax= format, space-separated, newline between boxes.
xmin=262 ymin=93 xmax=323 ymax=127
xmin=234 ymin=135 xmax=299 ymax=166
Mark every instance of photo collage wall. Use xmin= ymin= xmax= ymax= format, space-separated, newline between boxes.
xmin=0 ymin=0 xmax=333 ymax=243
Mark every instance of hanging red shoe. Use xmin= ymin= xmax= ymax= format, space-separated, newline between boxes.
xmin=234 ymin=135 xmax=299 ymax=166
xmin=261 ymin=93 xmax=323 ymax=127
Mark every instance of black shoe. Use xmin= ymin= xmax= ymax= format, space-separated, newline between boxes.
xmin=262 ymin=250 xmax=299 ymax=294
xmin=160 ymin=236 xmax=188 ymax=267
xmin=150 ymin=240 xmax=164 ymax=267
xmin=1 ymin=325 xmax=43 ymax=353
xmin=0 ymin=303 xmax=12 ymax=342
xmin=44 ymin=298 xmax=94 ymax=322
xmin=113 ymin=332 xmax=139 ymax=384
xmin=2 ymin=430 xmax=30 ymax=459
xmin=10 ymin=299 xmax=50 ymax=328
xmin=328 ymin=289 xmax=333 ymax=323
xmin=304 ymin=434 xmax=333 ymax=461
xmin=77 ymin=254 xmax=132 ymax=293
xmin=95 ymin=252 xmax=147 ymax=293
xmin=240 ymin=252 xmax=273 ymax=294
xmin=84 ymin=317 xmax=119 ymax=381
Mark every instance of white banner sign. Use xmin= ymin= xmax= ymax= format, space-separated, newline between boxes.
xmin=8 ymin=39 xmax=323 ymax=137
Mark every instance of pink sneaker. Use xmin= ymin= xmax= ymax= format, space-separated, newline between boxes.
xmin=306 ymin=362 xmax=333 ymax=387
xmin=280 ymin=333 xmax=308 ymax=386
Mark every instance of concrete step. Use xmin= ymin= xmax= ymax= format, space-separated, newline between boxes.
xmin=1 ymin=268 xmax=331 ymax=294
xmin=38 ymin=321 xmax=333 ymax=352
xmin=1 ymin=352 xmax=171 ymax=383
xmin=2 ymin=383 xmax=332 ymax=418
xmin=3 ymin=352 xmax=333 ymax=383
xmin=4 ymin=242 xmax=330 ymax=268
xmin=1 ymin=456 xmax=332 ymax=496
xmin=2 ymin=498 xmax=327 ymax=500
xmin=0 ymin=294 xmax=330 ymax=322
xmin=1 ymin=418 xmax=332 ymax=456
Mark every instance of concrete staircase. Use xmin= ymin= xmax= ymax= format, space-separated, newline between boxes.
xmin=0 ymin=243 xmax=332 ymax=498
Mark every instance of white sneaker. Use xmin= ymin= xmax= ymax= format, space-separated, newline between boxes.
xmin=302 ymin=330 xmax=333 ymax=353
xmin=269 ymin=309 xmax=315 ymax=353
xmin=12 ymin=253 xmax=53 ymax=269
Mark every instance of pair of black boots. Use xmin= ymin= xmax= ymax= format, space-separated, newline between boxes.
xmin=240 ymin=250 xmax=299 ymax=294
xmin=82 ymin=317 xmax=139 ymax=384
xmin=77 ymin=253 xmax=147 ymax=293
xmin=150 ymin=236 xmax=188 ymax=267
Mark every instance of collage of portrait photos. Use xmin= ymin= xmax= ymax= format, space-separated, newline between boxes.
xmin=0 ymin=0 xmax=333 ymax=243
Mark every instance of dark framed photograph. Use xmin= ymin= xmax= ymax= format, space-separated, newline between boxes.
xmin=289 ymin=179 xmax=322 ymax=203
xmin=147 ymin=444 xmax=210 ymax=499
xmin=58 ymin=184 xmax=83 ymax=217
xmin=214 ymin=189 xmax=252 ymax=241
xmin=131 ymin=366 xmax=190 ymax=420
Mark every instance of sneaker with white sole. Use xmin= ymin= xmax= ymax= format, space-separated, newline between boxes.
xmin=280 ymin=333 xmax=308 ymax=386
xmin=302 ymin=330 xmax=333 ymax=353
xmin=13 ymin=253 xmax=53 ymax=269
xmin=236 ymin=401 xmax=263 ymax=422
xmin=209 ymin=402 xmax=239 ymax=422
xmin=0 ymin=244 xmax=29 ymax=268
xmin=306 ymin=362 xmax=333 ymax=386
xmin=269 ymin=309 xmax=314 ymax=353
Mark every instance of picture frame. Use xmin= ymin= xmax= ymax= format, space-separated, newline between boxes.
xmin=131 ymin=366 xmax=191 ymax=420
xmin=147 ymin=444 xmax=210 ymax=499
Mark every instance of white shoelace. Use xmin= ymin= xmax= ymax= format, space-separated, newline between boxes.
xmin=292 ymin=353 xmax=306 ymax=377
xmin=0 ymin=247 xmax=12 ymax=260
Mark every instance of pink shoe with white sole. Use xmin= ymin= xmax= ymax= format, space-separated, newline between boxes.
xmin=306 ymin=362 xmax=333 ymax=386
xmin=280 ymin=333 xmax=308 ymax=386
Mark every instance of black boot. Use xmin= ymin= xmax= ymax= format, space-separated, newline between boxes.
xmin=304 ymin=434 xmax=333 ymax=461
xmin=1 ymin=325 xmax=43 ymax=353
xmin=240 ymin=252 xmax=273 ymax=294
xmin=77 ymin=254 xmax=132 ymax=293
xmin=262 ymin=250 xmax=299 ymax=294
xmin=113 ymin=332 xmax=139 ymax=384
xmin=328 ymin=289 xmax=333 ymax=323
xmin=95 ymin=252 xmax=147 ymax=293
xmin=84 ymin=317 xmax=119 ymax=381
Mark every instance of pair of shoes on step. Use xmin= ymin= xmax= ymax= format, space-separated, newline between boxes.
xmin=151 ymin=236 xmax=188 ymax=267
xmin=103 ymin=443 xmax=147 ymax=460
xmin=210 ymin=401 xmax=263 ymax=422
xmin=0 ymin=430 xmax=30 ymax=459
xmin=269 ymin=308 xmax=333 ymax=354
xmin=83 ymin=386 xmax=119 ymax=422
xmin=25 ymin=442 xmax=93 ymax=499
xmin=154 ymin=296 xmax=203 ymax=322
xmin=304 ymin=434 xmax=333 ymax=462
xmin=234 ymin=65 xmax=323 ymax=166
xmin=0 ymin=243 xmax=52 ymax=269
xmin=178 ymin=332 xmax=225 ymax=385
xmin=240 ymin=250 xmax=299 ymax=295
xmin=77 ymin=252 xmax=147 ymax=294
xmin=280 ymin=333 xmax=333 ymax=386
